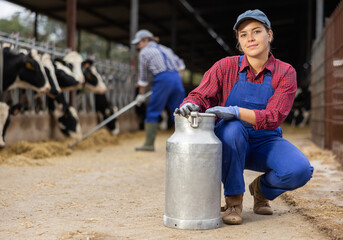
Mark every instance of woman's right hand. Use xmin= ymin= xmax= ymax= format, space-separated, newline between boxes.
xmin=174 ymin=103 xmax=200 ymax=117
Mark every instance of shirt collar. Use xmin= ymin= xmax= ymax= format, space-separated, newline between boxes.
xmin=239 ymin=53 xmax=275 ymax=74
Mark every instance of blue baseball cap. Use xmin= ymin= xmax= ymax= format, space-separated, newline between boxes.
xmin=233 ymin=9 xmax=271 ymax=30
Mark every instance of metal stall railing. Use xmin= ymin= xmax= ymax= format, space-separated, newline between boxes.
xmin=95 ymin=60 xmax=135 ymax=110
xmin=324 ymin=1 xmax=343 ymax=165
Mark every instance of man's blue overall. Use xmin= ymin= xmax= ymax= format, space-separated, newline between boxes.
xmin=145 ymin=44 xmax=185 ymax=123
xmin=214 ymin=56 xmax=313 ymax=200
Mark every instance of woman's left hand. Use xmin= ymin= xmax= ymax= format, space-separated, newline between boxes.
xmin=205 ymin=106 xmax=239 ymax=120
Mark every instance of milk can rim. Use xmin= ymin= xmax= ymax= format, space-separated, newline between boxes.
xmin=174 ymin=112 xmax=216 ymax=118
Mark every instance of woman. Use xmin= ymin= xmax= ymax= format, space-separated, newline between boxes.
xmin=175 ymin=9 xmax=313 ymax=225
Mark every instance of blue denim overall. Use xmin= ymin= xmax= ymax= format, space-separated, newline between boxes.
xmin=214 ymin=55 xmax=313 ymax=200
xmin=145 ymin=44 xmax=185 ymax=123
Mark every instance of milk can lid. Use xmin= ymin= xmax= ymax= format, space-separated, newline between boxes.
xmin=174 ymin=111 xmax=216 ymax=128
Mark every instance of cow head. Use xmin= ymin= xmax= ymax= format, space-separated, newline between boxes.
xmin=63 ymin=51 xmax=85 ymax=84
xmin=5 ymin=48 xmax=51 ymax=93
xmin=96 ymin=106 xmax=120 ymax=136
xmin=53 ymin=59 xmax=82 ymax=91
xmin=53 ymin=99 xmax=82 ymax=140
xmin=82 ymin=59 xmax=107 ymax=94
xmin=18 ymin=49 xmax=51 ymax=93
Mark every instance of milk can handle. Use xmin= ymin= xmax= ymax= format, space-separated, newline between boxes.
xmin=188 ymin=112 xmax=200 ymax=128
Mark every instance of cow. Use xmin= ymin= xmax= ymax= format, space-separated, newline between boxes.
xmin=81 ymin=60 xmax=118 ymax=135
xmin=47 ymin=93 xmax=82 ymax=139
xmin=60 ymin=51 xmax=119 ymax=134
xmin=63 ymin=51 xmax=85 ymax=84
xmin=81 ymin=59 xmax=107 ymax=94
xmin=0 ymin=102 xmax=22 ymax=147
xmin=3 ymin=47 xmax=50 ymax=93
xmin=285 ymin=86 xmax=311 ymax=127
xmin=63 ymin=51 xmax=106 ymax=94
xmin=0 ymin=102 xmax=10 ymax=147
xmin=63 ymin=52 xmax=118 ymax=134
xmin=53 ymin=58 xmax=83 ymax=91
xmin=0 ymin=48 xmax=50 ymax=146
xmin=40 ymin=53 xmax=82 ymax=139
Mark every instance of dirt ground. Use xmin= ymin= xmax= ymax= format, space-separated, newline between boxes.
xmin=0 ymin=124 xmax=342 ymax=240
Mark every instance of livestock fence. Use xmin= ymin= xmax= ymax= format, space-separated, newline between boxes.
xmin=311 ymin=0 xmax=343 ymax=165
xmin=0 ymin=31 xmax=136 ymax=114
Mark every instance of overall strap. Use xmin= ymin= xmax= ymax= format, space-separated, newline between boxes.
xmin=238 ymin=55 xmax=244 ymax=67
xmin=238 ymin=55 xmax=247 ymax=82
xmin=155 ymin=44 xmax=176 ymax=71
xmin=262 ymin=70 xmax=273 ymax=85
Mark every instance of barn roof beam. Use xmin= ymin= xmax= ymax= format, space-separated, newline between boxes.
xmin=178 ymin=0 xmax=234 ymax=55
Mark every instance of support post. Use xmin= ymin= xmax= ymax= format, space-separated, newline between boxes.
xmin=67 ymin=0 xmax=77 ymax=51
xmin=130 ymin=0 xmax=138 ymax=67
xmin=316 ymin=0 xmax=324 ymax=38
xmin=34 ymin=12 xmax=38 ymax=41
xmin=67 ymin=0 xmax=77 ymax=106
xmin=77 ymin=29 xmax=81 ymax=52
xmin=171 ymin=0 xmax=177 ymax=51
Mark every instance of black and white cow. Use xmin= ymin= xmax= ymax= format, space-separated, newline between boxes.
xmin=0 ymin=102 xmax=22 ymax=147
xmin=285 ymin=86 xmax=311 ymax=127
xmin=41 ymin=53 xmax=82 ymax=139
xmin=3 ymin=47 xmax=50 ymax=93
xmin=81 ymin=59 xmax=118 ymax=134
xmin=0 ymin=48 xmax=50 ymax=146
xmin=53 ymin=58 xmax=83 ymax=91
xmin=63 ymin=51 xmax=85 ymax=84
xmin=81 ymin=59 xmax=107 ymax=94
xmin=47 ymin=94 xmax=82 ymax=139
xmin=63 ymin=51 xmax=107 ymax=94
xmin=62 ymin=51 xmax=119 ymax=134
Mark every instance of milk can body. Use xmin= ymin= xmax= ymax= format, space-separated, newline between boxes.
xmin=164 ymin=112 xmax=222 ymax=230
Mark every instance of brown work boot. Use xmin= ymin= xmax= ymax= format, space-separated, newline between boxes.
xmin=249 ymin=176 xmax=273 ymax=215
xmin=222 ymin=193 xmax=244 ymax=225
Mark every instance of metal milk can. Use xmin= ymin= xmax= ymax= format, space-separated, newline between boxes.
xmin=164 ymin=112 xmax=222 ymax=230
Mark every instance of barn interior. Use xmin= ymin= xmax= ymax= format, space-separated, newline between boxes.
xmin=5 ymin=0 xmax=342 ymax=88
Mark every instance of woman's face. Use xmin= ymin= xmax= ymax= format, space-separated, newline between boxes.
xmin=237 ymin=20 xmax=273 ymax=58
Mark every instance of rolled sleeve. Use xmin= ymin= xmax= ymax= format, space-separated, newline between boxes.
xmin=175 ymin=57 xmax=186 ymax=71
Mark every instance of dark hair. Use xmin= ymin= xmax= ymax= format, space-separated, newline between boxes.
xmin=234 ymin=23 xmax=273 ymax=53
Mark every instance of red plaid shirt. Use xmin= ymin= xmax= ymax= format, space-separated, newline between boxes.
xmin=181 ymin=53 xmax=297 ymax=130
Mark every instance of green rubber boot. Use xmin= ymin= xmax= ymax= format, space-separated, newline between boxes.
xmin=135 ymin=122 xmax=158 ymax=151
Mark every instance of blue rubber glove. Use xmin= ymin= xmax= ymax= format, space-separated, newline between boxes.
xmin=205 ymin=106 xmax=239 ymax=120
xmin=174 ymin=103 xmax=200 ymax=117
